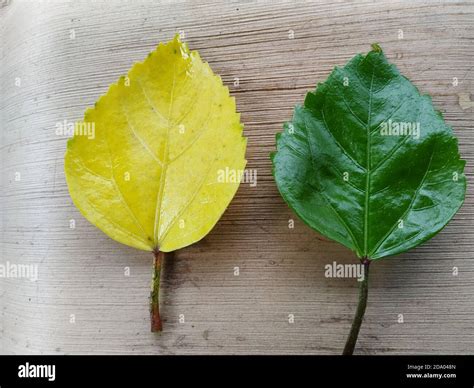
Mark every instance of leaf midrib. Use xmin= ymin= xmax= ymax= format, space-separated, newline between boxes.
xmin=363 ymin=66 xmax=376 ymax=258
xmin=153 ymin=63 xmax=177 ymax=247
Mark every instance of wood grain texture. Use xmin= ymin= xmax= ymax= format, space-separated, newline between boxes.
xmin=1 ymin=0 xmax=473 ymax=355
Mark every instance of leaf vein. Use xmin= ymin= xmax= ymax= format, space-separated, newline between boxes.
xmin=104 ymin=140 xmax=149 ymax=240
xmin=153 ymin=62 xmax=177 ymax=245
xmin=119 ymin=99 xmax=164 ymax=166
xmin=363 ymin=65 xmax=376 ymax=256
xmin=320 ymin=108 xmax=366 ymax=171
xmin=135 ymin=76 xmax=169 ymax=125
xmin=369 ymin=149 xmax=435 ymax=257
xmin=302 ymin=117 xmax=362 ymax=253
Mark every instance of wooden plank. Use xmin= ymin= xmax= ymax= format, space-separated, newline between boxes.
xmin=1 ymin=0 xmax=473 ymax=354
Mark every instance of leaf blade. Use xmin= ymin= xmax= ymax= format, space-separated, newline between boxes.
xmin=65 ymin=36 xmax=246 ymax=252
xmin=272 ymin=46 xmax=466 ymax=260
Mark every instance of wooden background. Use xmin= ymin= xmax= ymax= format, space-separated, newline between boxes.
xmin=1 ymin=0 xmax=473 ymax=355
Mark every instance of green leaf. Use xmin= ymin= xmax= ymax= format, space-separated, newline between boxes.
xmin=272 ymin=45 xmax=466 ymax=260
xmin=65 ymin=36 xmax=247 ymax=253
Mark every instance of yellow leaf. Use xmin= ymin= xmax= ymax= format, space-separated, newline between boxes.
xmin=65 ymin=36 xmax=247 ymax=252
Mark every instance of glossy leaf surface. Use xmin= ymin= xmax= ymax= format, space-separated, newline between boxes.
xmin=272 ymin=45 xmax=466 ymax=260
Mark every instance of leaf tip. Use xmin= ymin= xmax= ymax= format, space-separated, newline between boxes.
xmin=170 ymin=33 xmax=191 ymax=58
xmin=371 ymin=43 xmax=383 ymax=53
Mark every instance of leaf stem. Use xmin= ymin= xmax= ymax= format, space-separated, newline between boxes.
xmin=150 ymin=250 xmax=164 ymax=332
xmin=343 ymin=258 xmax=370 ymax=355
